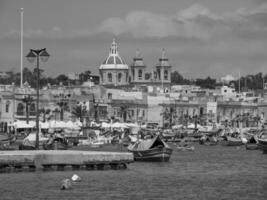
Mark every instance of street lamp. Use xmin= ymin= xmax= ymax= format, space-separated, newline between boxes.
xmin=26 ymin=48 xmax=49 ymax=149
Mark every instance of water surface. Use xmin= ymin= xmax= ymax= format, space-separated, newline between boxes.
xmin=0 ymin=144 xmax=267 ymax=200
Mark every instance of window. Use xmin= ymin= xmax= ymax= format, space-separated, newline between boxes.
xmin=138 ymin=69 xmax=143 ymax=80
xmin=108 ymin=73 xmax=112 ymax=82
xmin=118 ymin=73 xmax=122 ymax=82
xmin=30 ymin=104 xmax=35 ymax=115
xmin=108 ymin=93 xmax=112 ymax=100
xmin=17 ymin=103 xmax=24 ymax=115
xmin=157 ymin=69 xmax=161 ymax=79
xmin=132 ymin=69 xmax=135 ymax=80
xmin=164 ymin=70 xmax=168 ymax=80
xmin=5 ymin=101 xmax=10 ymax=113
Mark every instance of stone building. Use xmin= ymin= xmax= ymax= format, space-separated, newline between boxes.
xmin=99 ymin=39 xmax=129 ymax=86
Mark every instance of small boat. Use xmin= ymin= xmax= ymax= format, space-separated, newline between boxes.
xmin=257 ymin=131 xmax=267 ymax=153
xmin=245 ymin=136 xmax=259 ymax=150
xmin=258 ymin=138 xmax=267 ymax=153
xmin=245 ymin=143 xmax=259 ymax=150
xmin=127 ymin=135 xmax=173 ymax=162
xmin=43 ymin=135 xmax=68 ymax=150
xmin=220 ymin=136 xmax=244 ymax=146
xmin=176 ymin=145 xmax=195 ymax=151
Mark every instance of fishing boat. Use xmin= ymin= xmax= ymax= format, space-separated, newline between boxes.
xmin=257 ymin=131 xmax=267 ymax=153
xmin=220 ymin=136 xmax=244 ymax=146
xmin=245 ymin=135 xmax=259 ymax=150
xmin=43 ymin=135 xmax=68 ymax=150
xmin=258 ymin=139 xmax=267 ymax=153
xmin=127 ymin=135 xmax=173 ymax=162
xmin=176 ymin=145 xmax=195 ymax=151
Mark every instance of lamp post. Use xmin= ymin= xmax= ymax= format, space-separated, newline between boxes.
xmin=26 ymin=48 xmax=49 ymax=149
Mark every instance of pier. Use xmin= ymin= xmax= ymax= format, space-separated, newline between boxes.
xmin=0 ymin=150 xmax=134 ymax=172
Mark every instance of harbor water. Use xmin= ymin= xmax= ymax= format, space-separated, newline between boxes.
xmin=0 ymin=144 xmax=267 ymax=200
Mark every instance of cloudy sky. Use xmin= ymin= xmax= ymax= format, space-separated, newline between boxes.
xmin=0 ymin=0 xmax=267 ymax=79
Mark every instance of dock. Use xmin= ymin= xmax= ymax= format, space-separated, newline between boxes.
xmin=0 ymin=150 xmax=134 ymax=172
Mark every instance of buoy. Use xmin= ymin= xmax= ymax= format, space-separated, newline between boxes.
xmin=60 ymin=179 xmax=72 ymax=190
xmin=71 ymin=174 xmax=81 ymax=182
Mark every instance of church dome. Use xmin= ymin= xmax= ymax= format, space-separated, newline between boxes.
xmin=100 ymin=39 xmax=128 ymax=70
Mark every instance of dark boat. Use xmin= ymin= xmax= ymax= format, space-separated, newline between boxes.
xmin=43 ymin=135 xmax=68 ymax=150
xmin=257 ymin=131 xmax=267 ymax=153
xmin=245 ymin=135 xmax=259 ymax=150
xmin=127 ymin=135 xmax=173 ymax=162
xmin=220 ymin=136 xmax=244 ymax=146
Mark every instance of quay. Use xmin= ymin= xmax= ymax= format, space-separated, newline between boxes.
xmin=0 ymin=150 xmax=134 ymax=172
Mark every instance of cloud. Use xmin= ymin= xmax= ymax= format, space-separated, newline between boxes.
xmin=99 ymin=11 xmax=177 ymax=38
xmin=0 ymin=26 xmax=94 ymax=40
xmin=98 ymin=3 xmax=267 ymax=41
xmin=2 ymin=3 xmax=267 ymax=42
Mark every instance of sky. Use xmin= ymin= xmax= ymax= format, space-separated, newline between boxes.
xmin=0 ymin=0 xmax=267 ymax=79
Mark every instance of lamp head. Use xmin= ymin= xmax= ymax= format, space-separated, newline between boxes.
xmin=40 ymin=49 xmax=50 ymax=62
xmin=26 ymin=50 xmax=36 ymax=63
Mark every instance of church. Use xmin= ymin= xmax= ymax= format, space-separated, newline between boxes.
xmin=99 ymin=39 xmax=172 ymax=92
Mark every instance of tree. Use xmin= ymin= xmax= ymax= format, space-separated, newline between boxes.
xmin=195 ymin=77 xmax=216 ymax=89
xmin=56 ymin=74 xmax=69 ymax=85
xmin=161 ymin=106 xmax=177 ymax=128
xmin=71 ymin=105 xmax=87 ymax=122
xmin=57 ymin=101 xmax=69 ymax=121
xmin=22 ymin=95 xmax=34 ymax=124
xmin=171 ymin=71 xmax=184 ymax=84
xmin=118 ymin=105 xmax=128 ymax=122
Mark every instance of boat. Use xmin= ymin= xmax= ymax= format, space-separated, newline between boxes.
xmin=220 ymin=136 xmax=244 ymax=146
xmin=258 ymin=139 xmax=267 ymax=153
xmin=19 ymin=132 xmax=49 ymax=150
xmin=245 ymin=143 xmax=259 ymax=150
xmin=245 ymin=135 xmax=259 ymax=150
xmin=43 ymin=135 xmax=68 ymax=150
xmin=127 ymin=135 xmax=173 ymax=162
xmin=257 ymin=131 xmax=267 ymax=153
xmin=176 ymin=145 xmax=195 ymax=151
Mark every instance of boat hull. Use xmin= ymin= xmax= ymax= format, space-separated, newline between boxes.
xmin=258 ymin=139 xmax=267 ymax=153
xmin=245 ymin=143 xmax=259 ymax=150
xmin=129 ymin=147 xmax=173 ymax=162
xmin=221 ymin=137 xmax=243 ymax=146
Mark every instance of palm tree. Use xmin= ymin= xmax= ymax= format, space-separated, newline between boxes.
xmin=39 ymin=108 xmax=51 ymax=122
xmin=161 ymin=106 xmax=177 ymax=128
xmin=118 ymin=105 xmax=128 ymax=122
xmin=57 ymin=101 xmax=69 ymax=121
xmin=71 ymin=105 xmax=87 ymax=122
xmin=22 ymin=95 xmax=34 ymax=124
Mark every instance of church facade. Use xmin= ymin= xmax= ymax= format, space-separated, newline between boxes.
xmin=99 ymin=39 xmax=172 ymax=91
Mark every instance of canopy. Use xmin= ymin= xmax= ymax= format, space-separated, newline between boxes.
xmin=187 ymin=123 xmax=202 ymax=129
xmin=172 ymin=124 xmax=183 ymax=129
xmin=101 ymin=122 xmax=111 ymax=128
xmin=111 ymin=122 xmax=128 ymax=129
xmin=13 ymin=120 xmax=34 ymax=129
xmin=128 ymin=135 xmax=170 ymax=151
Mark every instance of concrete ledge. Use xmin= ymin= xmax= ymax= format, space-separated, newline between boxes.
xmin=0 ymin=150 xmax=134 ymax=171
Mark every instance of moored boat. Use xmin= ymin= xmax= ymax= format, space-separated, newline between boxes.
xmin=258 ymin=138 xmax=267 ymax=153
xmin=220 ymin=136 xmax=244 ymax=146
xmin=176 ymin=145 xmax=195 ymax=151
xmin=43 ymin=135 xmax=68 ymax=150
xmin=257 ymin=130 xmax=267 ymax=153
xmin=127 ymin=135 xmax=173 ymax=162
xmin=245 ymin=143 xmax=259 ymax=150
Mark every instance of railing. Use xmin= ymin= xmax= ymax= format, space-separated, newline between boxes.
xmin=16 ymin=112 xmax=36 ymax=116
